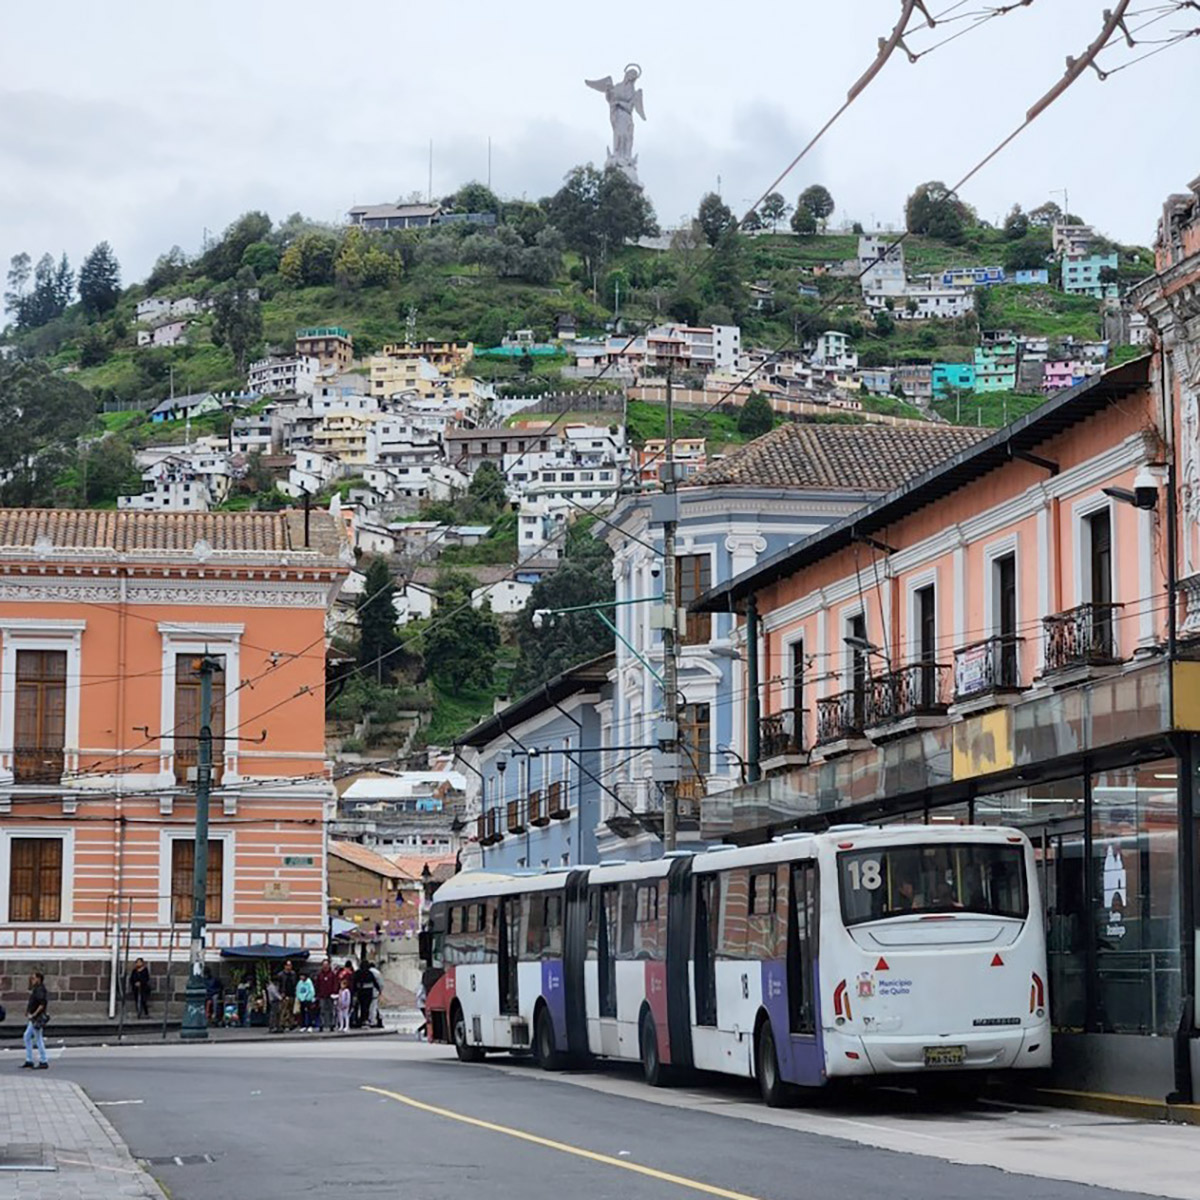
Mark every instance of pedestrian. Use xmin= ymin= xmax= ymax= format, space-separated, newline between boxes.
xmin=21 ymin=972 xmax=49 ymax=1070
xmin=129 ymin=957 xmax=151 ymax=1019
xmin=296 ymin=971 xmax=316 ymax=1031
xmin=267 ymin=979 xmax=283 ymax=1033
xmin=368 ymin=961 xmax=385 ymax=1029
xmin=204 ymin=968 xmax=224 ymax=1027
xmin=353 ymin=960 xmax=375 ymax=1029
xmin=275 ymin=960 xmax=298 ymax=1032
xmin=336 ymin=975 xmax=352 ymax=1032
xmin=315 ymin=958 xmax=338 ymax=1033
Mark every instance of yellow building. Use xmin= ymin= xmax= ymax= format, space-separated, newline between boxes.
xmin=379 ymin=341 xmax=474 ymax=374
xmin=312 ymin=411 xmax=380 ymax=466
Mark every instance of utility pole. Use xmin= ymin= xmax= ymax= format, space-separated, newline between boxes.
xmin=181 ymin=655 xmax=221 ymax=1040
xmin=661 ymin=368 xmax=680 ymax=852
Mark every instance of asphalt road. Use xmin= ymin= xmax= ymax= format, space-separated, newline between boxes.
xmin=23 ymin=1038 xmax=1200 ymax=1200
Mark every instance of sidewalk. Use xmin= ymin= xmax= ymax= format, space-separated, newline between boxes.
xmin=0 ymin=1075 xmax=164 ymax=1199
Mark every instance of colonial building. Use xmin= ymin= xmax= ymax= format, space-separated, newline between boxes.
xmin=0 ymin=509 xmax=348 ymax=1014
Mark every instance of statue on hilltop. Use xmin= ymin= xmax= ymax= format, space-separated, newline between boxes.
xmin=585 ymin=64 xmax=646 ymax=186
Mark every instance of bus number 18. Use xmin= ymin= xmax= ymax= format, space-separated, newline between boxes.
xmin=848 ymin=859 xmax=882 ymax=890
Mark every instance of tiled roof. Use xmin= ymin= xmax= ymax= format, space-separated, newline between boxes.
xmin=388 ymin=854 xmax=457 ymax=884
xmin=0 ymin=508 xmax=346 ymax=559
xmin=328 ymin=840 xmax=411 ymax=880
xmin=690 ymin=422 xmax=987 ymax=491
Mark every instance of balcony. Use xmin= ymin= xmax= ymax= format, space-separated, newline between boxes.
xmin=1043 ymin=602 xmax=1123 ymax=675
xmin=478 ymin=808 xmax=503 ymax=846
xmin=13 ymin=746 xmax=64 ymax=785
xmin=954 ymin=635 xmax=1023 ymax=704
xmin=506 ymin=799 xmax=526 ymax=835
xmin=816 ymin=689 xmax=867 ymax=746
xmin=760 ymin=710 xmax=806 ymax=761
xmin=675 ymin=775 xmax=706 ymax=820
xmin=547 ymin=781 xmax=569 ymax=820
xmin=867 ymin=663 xmax=951 ymax=728
xmin=528 ymin=790 xmax=548 ymax=827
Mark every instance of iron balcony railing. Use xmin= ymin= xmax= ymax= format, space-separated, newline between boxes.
xmin=760 ymin=710 xmax=807 ymax=759
xmin=867 ymin=662 xmax=951 ymax=725
xmin=816 ymin=689 xmax=867 ymax=744
xmin=506 ymin=799 xmax=526 ymax=835
xmin=528 ymin=790 xmax=548 ymax=827
xmin=547 ymin=781 xmax=569 ymax=820
xmin=675 ymin=774 xmax=706 ymax=817
xmin=1043 ymin=602 xmax=1123 ymax=673
xmin=12 ymin=746 xmax=64 ymax=785
xmin=954 ymin=635 xmax=1024 ymax=700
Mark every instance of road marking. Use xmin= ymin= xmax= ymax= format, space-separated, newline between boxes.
xmin=362 ymin=1085 xmax=765 ymax=1200
xmin=95 ymin=1100 xmax=144 ymax=1107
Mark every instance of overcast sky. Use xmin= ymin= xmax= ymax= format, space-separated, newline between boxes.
xmin=2 ymin=0 xmax=1199 ymax=289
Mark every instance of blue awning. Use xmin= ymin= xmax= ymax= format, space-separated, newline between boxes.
xmin=218 ymin=943 xmax=311 ymax=961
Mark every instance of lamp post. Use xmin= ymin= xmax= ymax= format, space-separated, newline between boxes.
xmin=180 ymin=655 xmax=222 ymax=1041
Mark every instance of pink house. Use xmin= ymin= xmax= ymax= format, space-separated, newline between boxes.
xmin=685 ymin=175 xmax=1200 ymax=1101
xmin=1042 ymin=359 xmax=1087 ymax=393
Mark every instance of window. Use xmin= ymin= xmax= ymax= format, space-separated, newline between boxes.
xmin=747 ymin=870 xmax=779 ymax=959
xmin=14 ymin=650 xmax=66 ymax=784
xmin=993 ymin=552 xmax=1018 ymax=685
xmin=789 ymin=862 xmax=818 ymax=1034
xmin=8 ymin=837 xmax=62 ymax=922
xmin=678 ymin=555 xmax=712 ymax=644
xmin=679 ymin=702 xmax=711 ymax=781
xmin=173 ymin=654 xmax=226 ymax=786
xmin=847 ymin=613 xmax=868 ymax=724
xmin=717 ymin=869 xmax=748 ymax=959
xmin=170 ymin=838 xmax=224 ymax=925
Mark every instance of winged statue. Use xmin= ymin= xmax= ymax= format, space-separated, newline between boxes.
xmin=585 ymin=64 xmax=645 ymax=183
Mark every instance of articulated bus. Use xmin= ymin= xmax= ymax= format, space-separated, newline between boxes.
xmin=422 ymin=825 xmax=1050 ymax=1103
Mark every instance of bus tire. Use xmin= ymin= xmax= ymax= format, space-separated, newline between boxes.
xmin=534 ymin=1006 xmax=566 ymax=1071
xmin=640 ymin=1011 xmax=670 ymax=1087
xmin=756 ymin=1023 xmax=790 ymax=1108
xmin=451 ymin=1003 xmax=484 ymax=1063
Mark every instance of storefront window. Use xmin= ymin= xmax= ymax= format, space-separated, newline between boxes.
xmin=1091 ymin=760 xmax=1180 ymax=1035
xmin=974 ymin=777 xmax=1086 ymax=827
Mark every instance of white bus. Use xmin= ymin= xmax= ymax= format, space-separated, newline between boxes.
xmin=424 ymin=825 xmax=1050 ymax=1103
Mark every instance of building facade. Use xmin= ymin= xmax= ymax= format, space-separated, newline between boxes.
xmin=0 ymin=509 xmax=347 ymax=1014
xmin=296 ymin=327 xmax=353 ymax=371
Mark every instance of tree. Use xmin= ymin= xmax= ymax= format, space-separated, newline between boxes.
xmin=356 ymin=556 xmax=399 ymax=680
xmin=1028 ymin=201 xmax=1063 ymax=228
xmin=798 ymin=184 xmax=835 ymax=226
xmin=146 ymin=245 xmax=188 ymax=293
xmin=1002 ymin=233 xmax=1052 ymax=274
xmin=467 ymin=460 xmax=507 ymax=517
xmin=279 ymin=230 xmax=338 ymax=287
xmin=13 ymin=252 xmax=74 ymax=330
xmin=241 ymin=241 xmax=280 ymax=276
xmin=737 ymin=392 xmax=774 ymax=438
xmin=791 ymin=207 xmax=818 ymax=236
xmin=697 ymin=192 xmax=736 ymax=247
xmin=77 ymin=242 xmax=122 ymax=317
xmin=740 ymin=210 xmax=764 ymax=233
xmin=0 ymin=360 xmax=96 ymax=506
xmin=548 ymin=165 xmax=657 ymax=276
xmin=80 ymin=435 xmax=141 ymax=505
xmin=905 ymin=181 xmax=967 ymax=243
xmin=422 ymin=572 xmax=500 ymax=692
xmin=202 ymin=211 xmax=272 ymax=282
xmin=760 ymin=192 xmax=790 ymax=232
xmin=4 ymin=253 xmax=31 ymax=324
xmin=210 ymin=267 xmax=262 ymax=374
xmin=451 ymin=181 xmax=501 ymax=214
xmin=1003 ymin=205 xmax=1029 ymax=240
xmin=78 ymin=325 xmax=111 ymax=367
xmin=873 ymin=308 xmax=895 ymax=336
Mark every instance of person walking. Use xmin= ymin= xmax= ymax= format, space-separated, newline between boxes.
xmin=275 ymin=960 xmax=298 ymax=1032
xmin=295 ymin=972 xmax=316 ymax=1031
xmin=368 ymin=961 xmax=384 ymax=1029
xmin=129 ymin=958 xmax=151 ymax=1019
xmin=352 ymin=960 xmax=374 ymax=1029
xmin=21 ymin=972 xmax=49 ymax=1070
xmin=266 ymin=978 xmax=283 ymax=1033
xmin=315 ymin=958 xmax=338 ymax=1033
xmin=336 ymin=974 xmax=352 ymax=1032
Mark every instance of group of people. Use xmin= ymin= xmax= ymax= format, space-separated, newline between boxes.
xmin=267 ymin=958 xmax=384 ymax=1033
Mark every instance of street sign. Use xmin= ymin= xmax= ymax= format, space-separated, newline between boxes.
xmin=282 ymin=855 xmax=314 ymax=867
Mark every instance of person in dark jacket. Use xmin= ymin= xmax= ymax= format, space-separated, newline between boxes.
xmin=314 ymin=958 xmax=338 ymax=1033
xmin=22 ymin=972 xmax=49 ymax=1069
xmin=352 ymin=961 xmax=375 ymax=1029
xmin=129 ymin=958 xmax=151 ymax=1018
xmin=275 ymin=960 xmax=298 ymax=1031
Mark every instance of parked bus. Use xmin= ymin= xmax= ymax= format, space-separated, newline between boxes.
xmin=422 ymin=825 xmax=1050 ymax=1103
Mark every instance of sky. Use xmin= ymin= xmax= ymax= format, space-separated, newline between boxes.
xmin=2 ymin=0 xmax=1199 ymax=290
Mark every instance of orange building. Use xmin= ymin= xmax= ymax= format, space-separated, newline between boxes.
xmin=0 ymin=509 xmax=348 ymax=1014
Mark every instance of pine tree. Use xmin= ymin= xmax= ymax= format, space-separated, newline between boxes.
xmin=78 ymin=242 xmax=122 ymax=316
xmin=356 ymin=556 xmax=399 ymax=681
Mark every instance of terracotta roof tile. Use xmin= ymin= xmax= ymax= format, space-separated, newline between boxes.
xmin=691 ymin=423 xmax=987 ymax=492
xmin=329 ymin=840 xmax=411 ymax=879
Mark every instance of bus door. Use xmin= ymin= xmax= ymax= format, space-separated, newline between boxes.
xmin=498 ymin=895 xmax=520 ymax=1017
xmin=783 ymin=861 xmax=822 ymax=1086
xmin=1029 ymin=820 xmax=1086 ymax=1031
xmin=693 ymin=873 xmax=719 ymax=1026
xmin=597 ymin=885 xmax=618 ymax=1019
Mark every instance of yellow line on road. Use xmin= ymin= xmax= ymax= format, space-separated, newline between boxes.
xmin=361 ymin=1085 xmax=765 ymax=1200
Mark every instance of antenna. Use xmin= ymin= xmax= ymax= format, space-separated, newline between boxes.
xmin=428 ymin=139 xmax=434 ymax=204
xmin=488 ymin=136 xmax=492 ymax=191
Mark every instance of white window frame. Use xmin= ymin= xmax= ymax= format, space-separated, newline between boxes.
xmin=904 ymin=570 xmax=938 ymax=665
xmin=983 ymin=535 xmax=1020 ymax=639
xmin=0 ymin=619 xmax=86 ymax=785
xmin=158 ymin=624 xmax=243 ymax=784
xmin=0 ymin=827 xmax=75 ymax=924
xmin=782 ymin=631 xmax=807 ymax=713
xmin=840 ymin=606 xmax=866 ymax=690
xmin=1072 ymin=495 xmax=1119 ymax=608
xmin=158 ymin=828 xmax=234 ymax=928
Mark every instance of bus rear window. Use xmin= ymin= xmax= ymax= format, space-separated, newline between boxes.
xmin=839 ymin=842 xmax=1027 ymax=925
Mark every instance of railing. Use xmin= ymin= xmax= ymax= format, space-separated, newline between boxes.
xmin=506 ymin=799 xmax=525 ymax=835
xmin=760 ymin=710 xmax=807 ymax=759
xmin=675 ymin=774 xmax=706 ymax=818
xmin=1043 ymin=602 xmax=1123 ymax=673
xmin=816 ymin=689 xmax=867 ymax=744
xmin=12 ymin=746 xmax=64 ymax=785
xmin=954 ymin=635 xmax=1023 ymax=700
xmin=528 ymin=790 xmax=548 ymax=827
xmin=478 ymin=808 xmax=502 ymax=846
xmin=867 ymin=662 xmax=950 ymax=724
xmin=547 ymin=781 xmax=569 ymax=820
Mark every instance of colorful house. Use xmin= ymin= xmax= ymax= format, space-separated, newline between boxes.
xmin=931 ymin=362 xmax=976 ymax=397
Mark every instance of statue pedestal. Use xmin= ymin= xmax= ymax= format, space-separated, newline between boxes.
xmin=606 ymin=150 xmax=640 ymax=187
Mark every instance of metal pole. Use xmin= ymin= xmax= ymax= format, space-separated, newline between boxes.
xmin=662 ymin=368 xmax=680 ymax=852
xmin=181 ymin=656 xmax=218 ymax=1040
xmin=746 ymin=595 xmax=761 ymax=784
xmin=162 ymin=912 xmax=176 ymax=1041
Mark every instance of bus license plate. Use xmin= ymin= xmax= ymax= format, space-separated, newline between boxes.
xmin=923 ymin=1045 xmax=966 ymax=1067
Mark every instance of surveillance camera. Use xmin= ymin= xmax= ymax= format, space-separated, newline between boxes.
xmin=650 ymin=562 xmax=662 ymax=579
xmin=1133 ymin=469 xmax=1160 ymax=510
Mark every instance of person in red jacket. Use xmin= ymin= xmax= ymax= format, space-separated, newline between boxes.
xmin=314 ymin=958 xmax=339 ymax=1032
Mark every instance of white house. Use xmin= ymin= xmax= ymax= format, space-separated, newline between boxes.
xmin=230 ymin=414 xmax=279 ymax=457
xmin=811 ymin=330 xmax=858 ymax=371
xmin=395 ymin=582 xmax=437 ymax=625
xmin=137 ymin=319 xmax=189 ymax=348
xmin=472 ymin=579 xmax=532 ymax=615
xmin=136 ymin=296 xmax=172 ymax=323
xmin=518 ymin=498 xmax=570 ymax=561
xmin=118 ymin=460 xmax=219 ymax=512
xmin=883 ymin=286 xmax=975 ymax=321
xmin=248 ymin=355 xmax=320 ymax=398
xmin=282 ymin=448 xmax=344 ymax=498
xmin=858 ymin=234 xmax=906 ymax=297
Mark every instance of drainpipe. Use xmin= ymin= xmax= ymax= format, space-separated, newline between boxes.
xmin=746 ymin=595 xmax=761 ymax=784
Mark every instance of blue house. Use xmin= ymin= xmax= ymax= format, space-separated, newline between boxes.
xmin=940 ymin=266 xmax=1005 ymax=288
xmin=456 ymin=654 xmax=613 ymax=871
xmin=931 ymin=362 xmax=976 ymax=397
xmin=1014 ymin=268 xmax=1050 ymax=286
xmin=598 ymin=421 xmax=989 ymax=861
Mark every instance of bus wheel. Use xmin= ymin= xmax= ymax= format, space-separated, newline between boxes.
xmin=452 ymin=1004 xmax=484 ymax=1063
xmin=756 ymin=1023 xmax=789 ymax=1108
xmin=640 ymin=1012 xmax=669 ymax=1087
xmin=535 ymin=1007 xmax=565 ymax=1071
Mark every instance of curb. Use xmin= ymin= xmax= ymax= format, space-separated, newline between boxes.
xmin=64 ymin=1079 xmax=170 ymax=1199
xmin=0 ymin=1028 xmax=398 ymax=1049
xmin=1026 ymin=1086 xmax=1200 ymax=1126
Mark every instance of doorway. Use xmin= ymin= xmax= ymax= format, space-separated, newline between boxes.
xmin=1029 ymin=820 xmax=1088 ymax=1031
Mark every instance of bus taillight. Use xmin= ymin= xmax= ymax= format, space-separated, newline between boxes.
xmin=833 ymin=979 xmax=851 ymax=1023
xmin=1030 ymin=971 xmax=1045 ymax=1016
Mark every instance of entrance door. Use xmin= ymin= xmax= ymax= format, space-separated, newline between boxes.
xmin=597 ymin=885 xmax=617 ymax=1018
xmin=693 ymin=874 xmax=719 ymax=1026
xmin=498 ymin=896 xmax=520 ymax=1016
xmin=1031 ymin=821 xmax=1087 ymax=1031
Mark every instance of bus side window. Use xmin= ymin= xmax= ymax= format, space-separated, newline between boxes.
xmin=747 ymin=870 xmax=778 ymax=960
xmin=717 ymin=869 xmax=749 ymax=960
xmin=525 ymin=891 xmax=545 ymax=960
xmin=618 ymin=882 xmax=637 ymax=958
xmin=633 ymin=882 xmax=661 ymax=959
xmin=586 ymin=888 xmax=599 ymax=955
xmin=788 ymin=862 xmax=818 ymax=1035
xmin=545 ymin=894 xmax=563 ymax=957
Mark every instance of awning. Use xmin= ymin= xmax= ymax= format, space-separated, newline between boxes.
xmin=218 ymin=943 xmax=312 ymax=961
